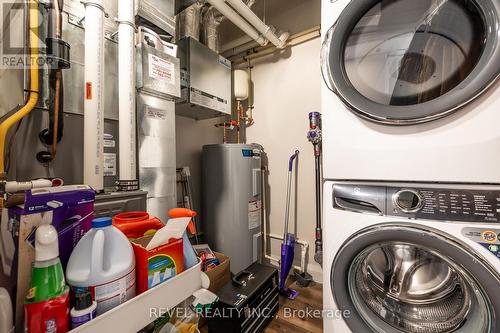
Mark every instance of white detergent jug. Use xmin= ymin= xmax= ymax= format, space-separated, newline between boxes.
xmin=66 ymin=217 xmax=136 ymax=315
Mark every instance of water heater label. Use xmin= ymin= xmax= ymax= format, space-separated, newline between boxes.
xmin=248 ymin=199 xmax=262 ymax=230
xmin=148 ymin=54 xmax=175 ymax=85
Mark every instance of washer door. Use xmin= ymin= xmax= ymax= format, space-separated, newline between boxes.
xmin=331 ymin=223 xmax=500 ymax=333
xmin=321 ymin=0 xmax=500 ymax=125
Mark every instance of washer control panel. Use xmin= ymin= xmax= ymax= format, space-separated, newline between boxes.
xmin=334 ymin=183 xmax=500 ymax=223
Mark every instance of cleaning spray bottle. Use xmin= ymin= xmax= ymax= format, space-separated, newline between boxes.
xmin=24 ymin=224 xmax=70 ymax=333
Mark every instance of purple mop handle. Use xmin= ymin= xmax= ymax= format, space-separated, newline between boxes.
xmin=288 ymin=150 xmax=300 ymax=171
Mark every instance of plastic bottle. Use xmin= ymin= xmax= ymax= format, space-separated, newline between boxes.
xmin=24 ymin=224 xmax=70 ymax=333
xmin=66 ymin=217 xmax=136 ymax=315
xmin=70 ymin=291 xmax=97 ymax=329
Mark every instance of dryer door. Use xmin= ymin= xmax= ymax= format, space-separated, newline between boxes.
xmin=331 ymin=223 xmax=500 ymax=333
xmin=321 ymin=0 xmax=500 ymax=125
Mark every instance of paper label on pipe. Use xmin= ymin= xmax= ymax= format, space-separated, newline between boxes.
xmin=148 ymin=54 xmax=175 ymax=84
xmin=103 ymin=153 xmax=116 ymax=176
xmin=85 ymin=82 xmax=92 ymax=100
xmin=248 ymin=199 xmax=261 ymax=230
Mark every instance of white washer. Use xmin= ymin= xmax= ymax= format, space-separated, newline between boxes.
xmin=323 ymin=181 xmax=500 ymax=333
xmin=320 ymin=0 xmax=500 ymax=183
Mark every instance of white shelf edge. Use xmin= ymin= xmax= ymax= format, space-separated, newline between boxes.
xmin=71 ymin=260 xmax=202 ymax=333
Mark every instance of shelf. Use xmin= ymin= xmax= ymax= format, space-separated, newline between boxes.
xmin=71 ymin=260 xmax=202 ymax=333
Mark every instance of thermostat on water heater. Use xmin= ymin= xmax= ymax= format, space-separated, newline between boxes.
xmin=242 ymin=149 xmax=261 ymax=158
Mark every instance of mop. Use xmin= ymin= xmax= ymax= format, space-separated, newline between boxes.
xmin=279 ymin=150 xmax=300 ymax=300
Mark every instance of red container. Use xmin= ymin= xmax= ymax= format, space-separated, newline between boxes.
xmin=24 ymin=290 xmax=69 ymax=333
xmin=112 ymin=212 xmax=164 ymax=239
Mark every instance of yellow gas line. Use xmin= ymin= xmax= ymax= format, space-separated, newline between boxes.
xmin=0 ymin=0 xmax=39 ymax=175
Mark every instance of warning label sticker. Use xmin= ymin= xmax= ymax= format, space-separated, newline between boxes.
xmin=103 ymin=153 xmax=116 ymax=176
xmin=148 ymin=54 xmax=175 ymax=84
xmin=248 ymin=199 xmax=262 ymax=230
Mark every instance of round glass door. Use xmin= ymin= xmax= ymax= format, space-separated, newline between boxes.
xmin=331 ymin=224 xmax=500 ymax=332
xmin=322 ymin=0 xmax=500 ymax=124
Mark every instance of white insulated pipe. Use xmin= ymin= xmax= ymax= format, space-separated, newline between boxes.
xmin=224 ymin=0 xmax=289 ymax=49
xmin=83 ymin=0 xmax=105 ymax=192
xmin=118 ymin=0 xmax=137 ymax=184
xmin=206 ymin=0 xmax=267 ymax=46
xmin=4 ymin=179 xmax=52 ymax=193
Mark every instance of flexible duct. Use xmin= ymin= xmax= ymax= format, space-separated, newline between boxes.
xmin=0 ymin=0 xmax=40 ymax=175
xmin=117 ymin=0 xmax=137 ymax=190
xmin=83 ymin=0 xmax=105 ymax=191
xmin=202 ymin=6 xmax=223 ymax=52
xmin=206 ymin=0 xmax=267 ymax=46
xmin=203 ymin=0 xmax=256 ymax=53
xmin=176 ymin=2 xmax=204 ymax=41
xmin=224 ymin=0 xmax=289 ymax=48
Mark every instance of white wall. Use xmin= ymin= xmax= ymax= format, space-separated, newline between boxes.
xmin=175 ymin=116 xmax=224 ymax=216
xmin=245 ymin=37 xmax=322 ymax=282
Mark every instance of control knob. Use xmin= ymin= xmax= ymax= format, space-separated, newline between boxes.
xmin=394 ymin=189 xmax=424 ymax=213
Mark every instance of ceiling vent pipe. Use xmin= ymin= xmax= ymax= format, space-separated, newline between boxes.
xmin=206 ymin=0 xmax=267 ymax=46
xmin=213 ymin=0 xmax=289 ymax=49
xmin=203 ymin=0 xmax=255 ymax=53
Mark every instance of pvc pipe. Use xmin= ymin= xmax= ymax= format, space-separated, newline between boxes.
xmin=206 ymin=0 xmax=267 ymax=46
xmin=4 ymin=179 xmax=52 ymax=193
xmin=268 ymin=233 xmax=308 ymax=273
xmin=83 ymin=0 xmax=105 ymax=192
xmin=224 ymin=0 xmax=289 ymax=49
xmin=118 ymin=0 xmax=137 ymax=184
xmin=0 ymin=0 xmax=39 ymax=175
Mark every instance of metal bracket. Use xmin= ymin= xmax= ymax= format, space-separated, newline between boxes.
xmin=67 ymin=14 xmax=117 ymax=43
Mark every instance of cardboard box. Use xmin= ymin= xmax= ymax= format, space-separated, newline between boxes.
xmin=205 ymin=252 xmax=230 ymax=293
xmin=132 ymin=236 xmax=184 ymax=294
xmin=0 ymin=185 xmax=95 ymax=332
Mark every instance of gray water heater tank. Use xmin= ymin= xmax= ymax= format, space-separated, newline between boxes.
xmin=202 ymin=144 xmax=263 ymax=274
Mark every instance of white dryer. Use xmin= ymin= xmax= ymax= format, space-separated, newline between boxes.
xmin=320 ymin=0 xmax=500 ymax=183
xmin=323 ymin=181 xmax=500 ymax=333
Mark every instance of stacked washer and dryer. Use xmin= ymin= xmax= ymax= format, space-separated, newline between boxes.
xmin=320 ymin=0 xmax=500 ymax=332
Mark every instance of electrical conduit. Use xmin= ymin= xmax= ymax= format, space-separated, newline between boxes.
xmin=83 ymin=0 xmax=105 ymax=192
xmin=0 ymin=0 xmax=40 ymax=175
xmin=117 ymin=0 xmax=138 ymax=190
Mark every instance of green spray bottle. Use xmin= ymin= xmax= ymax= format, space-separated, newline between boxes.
xmin=25 ymin=224 xmax=70 ymax=333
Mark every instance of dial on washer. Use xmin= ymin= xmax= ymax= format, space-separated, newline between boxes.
xmin=395 ymin=190 xmax=423 ymax=212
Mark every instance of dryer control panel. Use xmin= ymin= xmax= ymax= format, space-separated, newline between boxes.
xmin=333 ymin=184 xmax=500 ymax=223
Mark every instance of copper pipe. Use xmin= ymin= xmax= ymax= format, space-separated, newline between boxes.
xmin=50 ymin=0 xmax=63 ymax=159
xmin=51 ymin=70 xmax=61 ymax=157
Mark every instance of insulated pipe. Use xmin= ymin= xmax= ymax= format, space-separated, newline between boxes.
xmin=117 ymin=0 xmax=137 ymax=188
xmin=0 ymin=0 xmax=40 ymax=175
xmin=4 ymin=179 xmax=52 ymax=193
xmin=206 ymin=0 xmax=267 ymax=46
xmin=224 ymin=0 xmax=289 ymax=49
xmin=83 ymin=0 xmax=105 ymax=192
